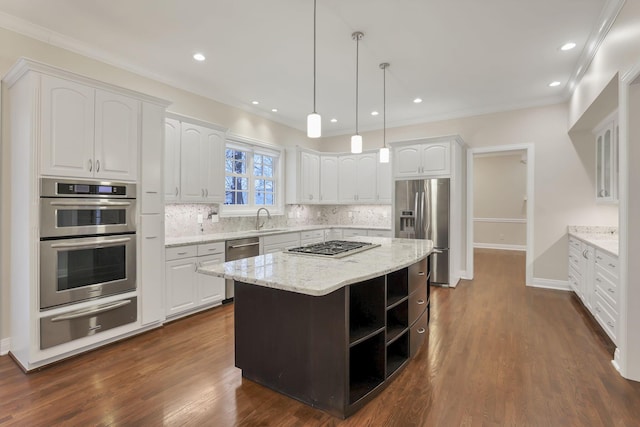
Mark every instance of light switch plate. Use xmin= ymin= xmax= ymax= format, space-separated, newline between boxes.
xmin=197 ymin=214 xmax=203 ymax=224
xmin=211 ymin=214 xmax=219 ymax=223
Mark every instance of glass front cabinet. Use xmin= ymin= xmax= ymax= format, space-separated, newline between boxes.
xmin=594 ymin=112 xmax=618 ymax=203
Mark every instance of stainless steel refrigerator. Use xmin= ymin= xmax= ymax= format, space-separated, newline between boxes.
xmin=394 ymin=178 xmax=450 ymax=286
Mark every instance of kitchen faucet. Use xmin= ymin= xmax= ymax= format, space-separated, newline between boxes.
xmin=256 ymin=207 xmax=271 ymax=230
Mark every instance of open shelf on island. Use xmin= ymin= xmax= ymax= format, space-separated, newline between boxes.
xmin=387 ymin=267 xmax=409 ymax=308
xmin=386 ymin=331 xmax=409 ymax=377
xmin=349 ymin=277 xmax=385 ymax=344
xmin=349 ymin=331 xmax=385 ymax=404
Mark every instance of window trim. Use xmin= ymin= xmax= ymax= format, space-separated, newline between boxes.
xmin=221 ymin=134 xmax=284 ymax=217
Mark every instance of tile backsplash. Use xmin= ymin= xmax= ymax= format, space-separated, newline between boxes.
xmin=165 ymin=204 xmax=392 ymax=238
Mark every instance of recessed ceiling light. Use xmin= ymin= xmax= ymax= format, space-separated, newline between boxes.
xmin=252 ymin=101 xmax=259 ymax=105
xmin=549 ymin=81 xmax=561 ymax=87
xmin=271 ymin=108 xmax=278 ymax=112
xmin=413 ymin=98 xmax=423 ymax=104
xmin=560 ymin=42 xmax=576 ymax=51
xmin=371 ymin=111 xmax=379 ymax=116
xmin=193 ymin=53 xmax=206 ymax=61
xmin=330 ymin=118 xmax=337 ymax=123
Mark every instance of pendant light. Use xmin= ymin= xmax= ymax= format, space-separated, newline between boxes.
xmin=351 ymin=31 xmax=364 ymax=154
xmin=379 ymin=62 xmax=390 ymax=163
xmin=307 ymin=0 xmax=321 ymax=138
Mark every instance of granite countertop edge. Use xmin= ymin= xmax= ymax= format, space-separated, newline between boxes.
xmin=165 ymin=225 xmax=392 ymax=248
xmin=567 ymin=226 xmax=618 ymax=257
xmin=197 ymin=237 xmax=433 ymax=296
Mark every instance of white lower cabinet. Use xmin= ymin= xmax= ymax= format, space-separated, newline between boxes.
xmin=568 ymin=236 xmax=618 ymax=343
xmin=165 ymin=242 xmax=225 ymax=319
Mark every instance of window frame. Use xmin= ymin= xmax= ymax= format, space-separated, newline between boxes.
xmin=221 ymin=134 xmax=284 ymax=217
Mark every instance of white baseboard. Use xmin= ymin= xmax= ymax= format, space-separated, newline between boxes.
xmin=0 ymin=338 xmax=10 ymax=356
xmin=529 ymin=278 xmax=571 ymax=291
xmin=473 ymin=243 xmax=526 ymax=251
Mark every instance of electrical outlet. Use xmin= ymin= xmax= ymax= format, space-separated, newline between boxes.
xmin=348 ymin=211 xmax=353 ymax=218
xmin=296 ymin=211 xmax=301 ymax=218
xmin=211 ymin=214 xmax=219 ymax=223
xmin=197 ymin=214 xmax=203 ymax=224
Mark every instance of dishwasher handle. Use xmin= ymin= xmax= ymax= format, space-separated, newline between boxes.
xmin=229 ymin=242 xmax=260 ymax=249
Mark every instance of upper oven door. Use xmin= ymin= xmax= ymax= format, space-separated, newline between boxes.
xmin=40 ymin=198 xmax=137 ymax=238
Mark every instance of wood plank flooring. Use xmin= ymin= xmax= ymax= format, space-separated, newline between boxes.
xmin=2 ymin=249 xmax=640 ymax=426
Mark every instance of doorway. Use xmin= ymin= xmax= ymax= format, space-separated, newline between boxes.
xmin=466 ymin=144 xmax=534 ymax=285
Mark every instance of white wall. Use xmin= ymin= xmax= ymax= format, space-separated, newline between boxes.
xmin=473 ymin=153 xmax=527 ymax=249
xmin=321 ymin=103 xmax=618 ymax=283
xmin=0 ymin=27 xmax=318 ymax=343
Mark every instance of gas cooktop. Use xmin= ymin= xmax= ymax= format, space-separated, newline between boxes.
xmin=287 ymin=240 xmax=380 ymax=258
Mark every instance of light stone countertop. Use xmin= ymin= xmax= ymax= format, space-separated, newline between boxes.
xmin=568 ymin=226 xmax=618 ymax=256
xmin=165 ymin=225 xmax=392 ymax=248
xmin=197 ymin=236 xmax=433 ymax=296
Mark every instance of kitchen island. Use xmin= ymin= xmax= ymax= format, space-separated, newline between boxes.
xmin=198 ymin=237 xmax=433 ymax=418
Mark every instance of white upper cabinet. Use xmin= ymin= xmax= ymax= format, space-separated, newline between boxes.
xmin=394 ymin=141 xmax=451 ymax=178
xmin=338 ymin=152 xmax=377 ymax=203
xmin=320 ymin=155 xmax=339 ymax=204
xmin=594 ymin=112 xmax=618 ymax=203
xmin=301 ymin=150 xmax=320 ymax=203
xmin=164 ymin=118 xmax=181 ymax=202
xmin=94 ymin=90 xmax=139 ymax=181
xmin=40 ymin=75 xmax=139 ymax=181
xmin=40 ymin=75 xmax=96 ymax=178
xmin=179 ymin=121 xmax=225 ymax=203
xmin=376 ymin=152 xmax=392 ymax=203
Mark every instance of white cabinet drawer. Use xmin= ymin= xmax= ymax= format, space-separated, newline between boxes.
xmin=367 ymin=229 xmax=392 ymax=237
xmin=301 ymin=230 xmax=324 ymax=241
xmin=166 ymin=245 xmax=198 ymax=261
xmin=263 ymin=232 xmax=300 ymax=246
xmin=197 ymin=242 xmax=225 ymax=257
xmin=594 ymin=264 xmax=618 ymax=310
xmin=568 ymin=236 xmax=582 ymax=251
xmin=342 ymin=229 xmax=368 ymax=238
xmin=568 ymin=247 xmax=584 ymax=271
xmin=594 ymin=250 xmax=618 ymax=279
xmin=593 ymin=291 xmax=617 ymax=342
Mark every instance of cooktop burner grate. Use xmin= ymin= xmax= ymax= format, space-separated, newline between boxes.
xmin=287 ymin=240 xmax=380 ymax=258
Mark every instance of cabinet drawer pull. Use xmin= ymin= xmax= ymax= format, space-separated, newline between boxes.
xmin=418 ymin=272 xmax=425 ymax=276
xmin=596 ymin=278 xmax=602 ymax=283
xmin=608 ymin=263 xmax=616 ymax=268
xmin=177 ymin=251 xmax=188 ymax=255
xmin=596 ymin=256 xmax=603 ymax=260
xmin=146 ymin=191 xmax=158 ymax=194
xmin=96 ymin=160 xmax=100 ymax=172
xmin=88 ymin=159 xmax=93 ymax=172
xmin=417 ymin=328 xmax=426 ymax=334
xmin=608 ymin=288 xmax=614 ymax=294
xmin=596 ymin=306 xmax=601 ymax=312
xmin=417 ymin=299 xmax=425 ymax=305
xmin=607 ymin=321 xmax=614 ymax=328
xmin=175 ymin=187 xmax=179 ymax=196
xmin=145 ymin=236 xmax=158 ymax=240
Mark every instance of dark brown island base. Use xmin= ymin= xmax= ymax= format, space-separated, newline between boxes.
xmin=233 ymin=257 xmax=430 ymax=418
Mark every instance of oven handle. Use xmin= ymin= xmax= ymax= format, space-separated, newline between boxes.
xmin=49 ymin=201 xmax=132 ymax=207
xmin=50 ymin=300 xmax=132 ymax=322
xmin=229 ymin=242 xmax=260 ymax=249
xmin=50 ymin=237 xmax=132 ymax=249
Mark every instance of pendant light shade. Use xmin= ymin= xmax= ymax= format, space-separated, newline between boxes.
xmin=307 ymin=112 xmax=321 ymax=138
xmin=351 ymin=31 xmax=364 ymax=153
xmin=379 ymin=62 xmax=390 ymax=163
xmin=307 ymin=0 xmax=321 ymax=138
xmin=351 ymin=134 xmax=363 ymax=154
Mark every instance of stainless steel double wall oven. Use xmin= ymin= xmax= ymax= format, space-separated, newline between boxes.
xmin=39 ymin=178 xmax=137 ymax=309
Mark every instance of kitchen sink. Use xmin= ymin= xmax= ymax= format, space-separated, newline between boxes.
xmin=250 ymin=228 xmax=288 ymax=234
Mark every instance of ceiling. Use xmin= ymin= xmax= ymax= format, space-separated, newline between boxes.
xmin=0 ymin=0 xmax=620 ymax=137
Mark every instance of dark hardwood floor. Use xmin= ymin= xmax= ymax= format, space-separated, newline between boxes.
xmin=2 ymin=249 xmax=640 ymax=426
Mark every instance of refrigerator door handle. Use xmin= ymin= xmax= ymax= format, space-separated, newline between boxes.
xmin=413 ymin=191 xmax=419 ymax=239
xmin=421 ymin=190 xmax=427 ymax=241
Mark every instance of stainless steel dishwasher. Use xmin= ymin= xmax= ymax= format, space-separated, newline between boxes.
xmin=225 ymin=236 xmax=260 ymax=300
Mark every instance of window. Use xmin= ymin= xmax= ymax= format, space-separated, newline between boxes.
xmin=223 ymin=137 xmax=282 ymax=215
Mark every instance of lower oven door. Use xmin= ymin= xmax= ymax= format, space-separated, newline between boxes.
xmin=40 ymin=297 xmax=137 ymax=349
xmin=40 ymin=234 xmax=136 ymax=310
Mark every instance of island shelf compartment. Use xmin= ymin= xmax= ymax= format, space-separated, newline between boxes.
xmin=386 ymin=267 xmax=409 ymax=307
xmin=349 ymin=277 xmax=385 ymax=344
xmin=386 ymin=331 xmax=409 ymax=377
xmin=348 ymin=331 xmax=385 ymax=404
xmin=386 ymin=300 xmax=409 ymax=344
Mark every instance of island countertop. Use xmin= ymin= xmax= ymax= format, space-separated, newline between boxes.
xmin=197 ymin=236 xmax=434 ymax=296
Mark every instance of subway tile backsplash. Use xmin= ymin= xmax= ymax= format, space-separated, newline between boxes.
xmin=165 ymin=204 xmax=392 ymax=238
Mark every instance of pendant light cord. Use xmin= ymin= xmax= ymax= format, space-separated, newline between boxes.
xmin=383 ymin=64 xmax=386 ymax=148
xmin=355 ymin=33 xmax=360 ymax=135
xmin=313 ymin=0 xmax=317 ymax=113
